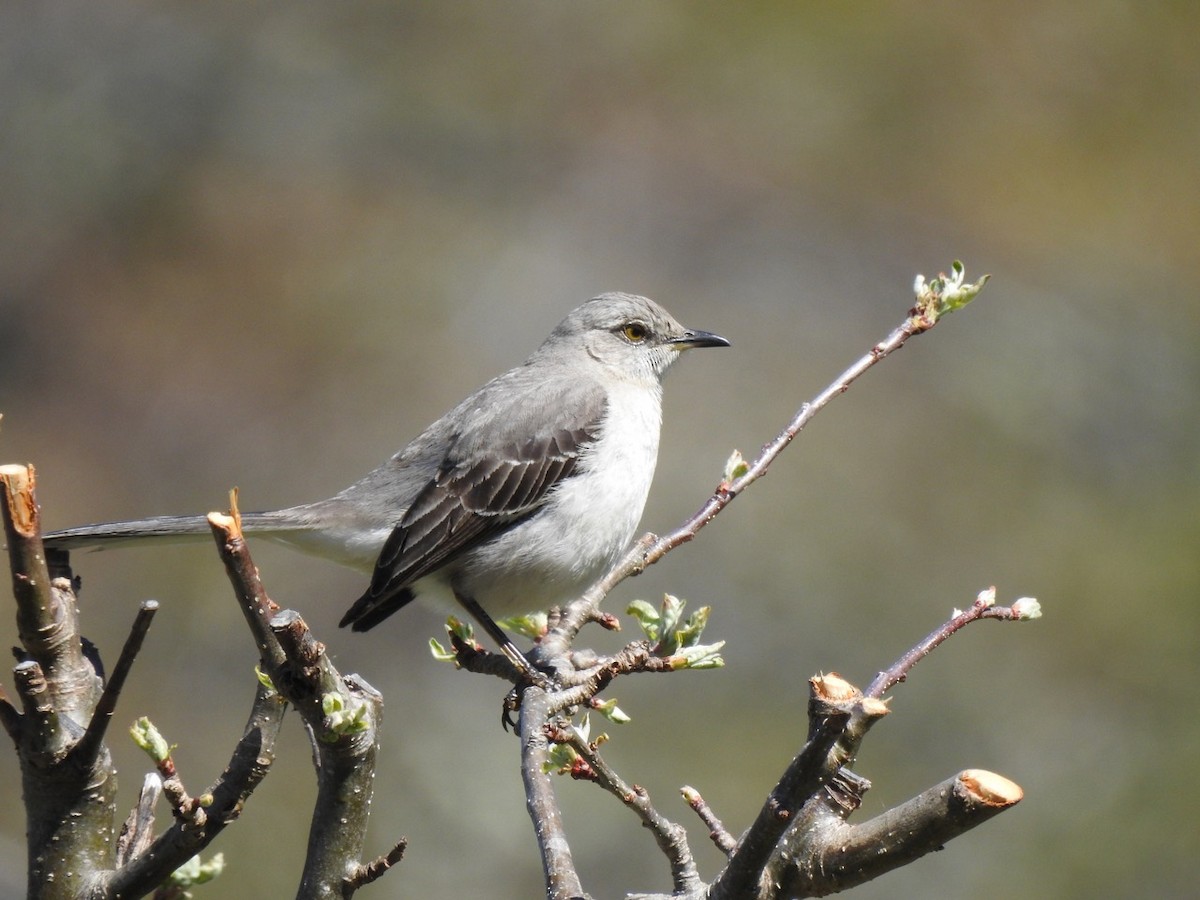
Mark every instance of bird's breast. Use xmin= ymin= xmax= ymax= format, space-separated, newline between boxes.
xmin=443 ymin=380 xmax=664 ymax=617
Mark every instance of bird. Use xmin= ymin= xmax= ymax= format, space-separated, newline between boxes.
xmin=43 ymin=293 xmax=729 ymax=661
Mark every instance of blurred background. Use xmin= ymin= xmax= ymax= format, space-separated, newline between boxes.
xmin=2 ymin=3 xmax=1197 ymax=898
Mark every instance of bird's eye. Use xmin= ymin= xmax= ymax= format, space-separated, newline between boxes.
xmin=621 ymin=322 xmax=648 ymax=343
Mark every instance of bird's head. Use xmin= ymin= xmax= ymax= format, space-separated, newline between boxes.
xmin=541 ymin=292 xmax=729 ymax=385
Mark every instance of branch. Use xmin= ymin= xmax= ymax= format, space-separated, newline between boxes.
xmin=773 ymin=769 xmax=1022 ymax=896
xmin=867 ymin=586 xmax=1041 ymax=698
xmin=2 ymin=464 xmax=102 ymax=722
xmin=709 ymin=676 xmax=889 ymax=900
xmin=2 ymin=463 xmax=118 ymax=897
xmin=551 ymin=724 xmax=701 ymax=896
xmin=345 ymin=838 xmax=409 ymax=894
xmin=89 ymin=681 xmax=287 ymax=898
xmin=742 ymin=589 xmax=1033 ymax=898
xmin=3 ymin=473 xmax=392 ymax=898
xmin=681 ymin=786 xmax=737 ymax=856
xmin=76 ymin=599 xmax=159 ymax=765
xmin=517 ymin=685 xmax=590 ymax=900
xmin=208 ymin=500 xmax=287 ymax=671
xmin=207 ymin=506 xmax=395 ymax=898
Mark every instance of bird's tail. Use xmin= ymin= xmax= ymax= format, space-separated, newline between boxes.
xmin=43 ymin=512 xmax=291 ymax=551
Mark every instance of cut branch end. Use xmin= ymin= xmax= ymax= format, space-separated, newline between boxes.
xmin=959 ymin=769 xmax=1023 ymax=807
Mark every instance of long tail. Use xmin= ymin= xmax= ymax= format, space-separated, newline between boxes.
xmin=43 ymin=512 xmax=292 ymax=551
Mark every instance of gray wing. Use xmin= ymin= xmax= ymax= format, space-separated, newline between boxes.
xmin=339 ymin=380 xmax=607 ymax=631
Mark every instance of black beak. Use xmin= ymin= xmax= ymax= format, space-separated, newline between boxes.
xmin=673 ymin=329 xmax=731 ymax=350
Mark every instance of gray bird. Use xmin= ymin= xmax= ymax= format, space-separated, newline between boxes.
xmin=44 ymin=293 xmax=729 ymax=653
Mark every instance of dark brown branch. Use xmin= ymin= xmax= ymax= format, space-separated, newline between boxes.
xmin=443 ymin=625 xmax=524 ymax=683
xmin=3 ymin=465 xmax=102 ymax=720
xmin=3 ymin=463 xmax=58 ymax=654
xmin=345 ymin=838 xmax=409 ymax=894
xmin=158 ymin=762 xmax=207 ymax=830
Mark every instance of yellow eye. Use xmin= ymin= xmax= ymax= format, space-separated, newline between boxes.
xmin=621 ymin=322 xmax=648 ymax=343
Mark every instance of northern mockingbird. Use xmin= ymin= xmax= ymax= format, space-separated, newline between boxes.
xmin=45 ymin=293 xmax=729 ymax=661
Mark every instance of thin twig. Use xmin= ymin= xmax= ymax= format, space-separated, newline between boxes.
xmin=681 ymin=786 xmax=737 ymax=856
xmin=344 ymin=839 xmax=408 ymax=894
xmin=866 ymin=588 xmax=1040 ymax=698
xmin=556 ymin=727 xmax=701 ymax=895
xmin=77 ymin=599 xmax=159 ymax=764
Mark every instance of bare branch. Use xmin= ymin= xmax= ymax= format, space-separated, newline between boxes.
xmin=90 ymin=681 xmax=286 ymax=898
xmin=681 ymin=786 xmax=736 ymax=856
xmin=344 ymin=839 xmax=409 ymax=894
xmin=77 ymin=599 xmax=159 ymax=764
xmin=866 ymin=587 xmax=1041 ymax=698
xmin=2 ymin=465 xmax=103 ymax=722
xmin=518 ymin=686 xmax=590 ymax=900
xmin=3 ymin=464 xmax=118 ymax=898
xmin=773 ymin=769 xmax=1022 ymax=896
xmin=208 ymin=503 xmax=287 ymax=671
xmin=748 ymin=606 xmax=1031 ymax=898
xmin=206 ymin=507 xmax=391 ymax=898
xmin=710 ymin=676 xmax=889 ymax=900
xmin=440 ymin=622 xmax=524 ymax=683
xmin=555 ymin=724 xmax=702 ymax=895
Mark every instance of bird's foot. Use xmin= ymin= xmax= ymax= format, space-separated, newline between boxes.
xmin=499 ymin=641 xmax=560 ymax=730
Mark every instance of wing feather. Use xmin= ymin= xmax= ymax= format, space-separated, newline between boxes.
xmin=339 ymin=410 xmax=604 ymax=631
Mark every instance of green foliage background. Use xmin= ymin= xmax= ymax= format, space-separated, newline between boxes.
xmin=2 ymin=4 xmax=1197 ymax=898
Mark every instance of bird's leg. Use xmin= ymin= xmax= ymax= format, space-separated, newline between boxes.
xmin=455 ymin=593 xmax=552 ymax=690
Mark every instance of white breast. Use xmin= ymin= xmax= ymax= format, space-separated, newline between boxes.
xmin=440 ymin=378 xmax=664 ymax=618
